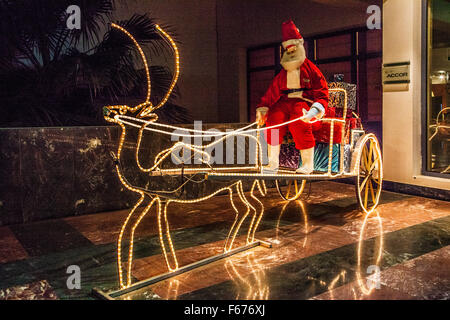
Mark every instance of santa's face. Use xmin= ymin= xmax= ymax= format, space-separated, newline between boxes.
xmin=281 ymin=39 xmax=306 ymax=72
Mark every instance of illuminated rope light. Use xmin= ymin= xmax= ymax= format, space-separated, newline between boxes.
xmin=318 ymin=205 xmax=384 ymax=300
xmin=149 ymin=167 xmax=258 ymax=176
xmin=135 ymin=121 xmax=265 ymax=173
xmin=104 ymin=24 xmax=270 ymax=289
xmin=123 ymin=115 xmax=257 ymax=135
xmin=224 ymin=253 xmax=269 ymax=300
xmin=110 ymin=89 xmax=348 ymax=180
xmin=110 ymin=23 xmax=153 ymax=115
xmin=306 ymin=208 xmax=383 ymax=299
xmin=327 ymin=119 xmax=335 ymax=175
xmin=255 ymin=129 xmax=262 ymax=170
xmin=205 ymin=172 xmax=357 ymax=179
xmin=327 ymin=270 xmax=347 ymax=300
xmin=275 ymin=200 xmax=309 ymax=248
xmin=225 ymin=182 xmax=252 ymax=252
xmin=355 ymin=209 xmax=384 ymax=296
xmin=160 ymin=201 xmax=178 ymax=271
xmin=144 ymin=25 xmax=181 ymax=115
xmin=166 ymin=279 xmax=180 ymax=300
xmin=110 ymin=88 xmax=349 ymax=181
xmin=353 ymin=134 xmax=383 ymax=214
xmin=247 ymin=180 xmax=266 ymax=243
xmin=117 ymin=192 xmax=145 ymax=289
xmin=104 ymin=23 xmax=382 ymax=292
xmin=127 ymin=197 xmax=161 ymax=286
xmin=109 ymin=23 xmax=180 ymax=119
xmin=224 ymin=186 xmax=241 ymax=251
xmin=116 ymin=114 xmax=345 ymax=137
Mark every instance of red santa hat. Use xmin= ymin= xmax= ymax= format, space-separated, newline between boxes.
xmin=282 ymin=20 xmax=303 ymax=50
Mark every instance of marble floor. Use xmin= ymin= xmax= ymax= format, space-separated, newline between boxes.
xmin=0 ymin=181 xmax=448 ymax=300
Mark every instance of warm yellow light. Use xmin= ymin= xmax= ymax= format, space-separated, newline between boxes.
xmin=355 ymin=209 xmax=383 ymax=296
xmin=103 ymin=24 xmax=381 ymax=292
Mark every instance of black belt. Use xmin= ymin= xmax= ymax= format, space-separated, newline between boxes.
xmin=282 ymin=88 xmax=311 ymax=95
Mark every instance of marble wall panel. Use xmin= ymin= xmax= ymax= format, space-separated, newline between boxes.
xmin=0 ymin=123 xmax=258 ymax=225
xmin=0 ymin=129 xmax=22 ymax=225
xmin=20 ymin=128 xmax=75 ymax=223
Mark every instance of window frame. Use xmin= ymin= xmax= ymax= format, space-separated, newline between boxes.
xmin=246 ymin=27 xmax=382 ymax=124
xmin=246 ymin=43 xmax=280 ymax=121
xmin=421 ymin=0 xmax=450 ymax=179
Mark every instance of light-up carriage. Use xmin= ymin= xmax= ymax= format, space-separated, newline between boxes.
xmin=94 ymin=23 xmax=383 ymax=299
xmin=206 ymin=82 xmax=383 ymax=215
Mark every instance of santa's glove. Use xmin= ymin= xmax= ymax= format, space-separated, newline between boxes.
xmin=256 ymin=107 xmax=269 ymax=126
xmin=300 ymin=102 xmax=325 ymax=123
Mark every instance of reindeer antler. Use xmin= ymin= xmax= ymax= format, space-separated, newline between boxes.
xmin=110 ymin=23 xmax=152 ymax=114
xmin=140 ymin=25 xmax=180 ymax=117
xmin=109 ymin=22 xmax=180 ymax=119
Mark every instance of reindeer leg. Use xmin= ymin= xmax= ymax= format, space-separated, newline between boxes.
xmin=125 ymin=196 xmax=160 ymax=288
xmin=248 ymin=180 xmax=266 ymax=243
xmin=242 ymin=181 xmax=259 ymax=244
xmin=224 ymin=186 xmax=240 ymax=252
xmin=158 ymin=200 xmax=179 ymax=271
xmin=117 ymin=193 xmax=146 ymax=289
xmin=225 ymin=181 xmax=253 ymax=251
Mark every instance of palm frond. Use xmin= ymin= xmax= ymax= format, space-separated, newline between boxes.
xmin=0 ymin=1 xmax=189 ymax=127
xmin=154 ymin=102 xmax=192 ymax=124
xmin=70 ymin=0 xmax=115 ymax=48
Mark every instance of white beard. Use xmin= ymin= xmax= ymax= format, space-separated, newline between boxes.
xmin=282 ymin=59 xmax=303 ymax=72
xmin=280 ymin=44 xmax=306 ymax=71
xmin=280 ymin=44 xmax=307 ymax=98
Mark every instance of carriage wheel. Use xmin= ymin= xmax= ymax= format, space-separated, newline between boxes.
xmin=276 ymin=179 xmax=306 ymax=201
xmin=355 ymin=135 xmax=383 ymax=213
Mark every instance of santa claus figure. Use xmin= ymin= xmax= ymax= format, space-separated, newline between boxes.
xmin=256 ymin=20 xmax=329 ymax=174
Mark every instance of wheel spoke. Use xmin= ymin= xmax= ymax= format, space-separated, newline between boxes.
xmin=359 ymin=174 xmax=370 ymax=191
xmin=364 ymin=180 xmax=369 ymax=208
xmin=362 ymin=146 xmax=368 ymax=171
xmin=371 ymin=147 xmax=381 ymax=181
xmin=369 ymin=159 xmax=377 ymax=172
xmin=368 ymin=179 xmax=376 ymax=204
xmin=367 ymin=141 xmax=374 ymax=170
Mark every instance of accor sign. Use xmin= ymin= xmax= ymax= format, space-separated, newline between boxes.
xmin=386 ymin=72 xmax=408 ymax=78
xmin=382 ymin=62 xmax=410 ymax=84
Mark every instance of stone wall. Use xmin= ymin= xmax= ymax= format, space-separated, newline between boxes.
xmin=0 ymin=123 xmax=263 ymax=226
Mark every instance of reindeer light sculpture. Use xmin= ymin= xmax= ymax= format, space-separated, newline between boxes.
xmin=94 ymin=23 xmax=271 ymax=299
xmin=93 ymin=21 xmax=384 ymax=300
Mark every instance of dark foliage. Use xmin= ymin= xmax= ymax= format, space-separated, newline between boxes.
xmin=0 ymin=0 xmax=191 ymax=127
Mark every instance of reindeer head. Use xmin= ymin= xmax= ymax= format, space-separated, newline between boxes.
xmin=103 ymin=23 xmax=180 ymax=125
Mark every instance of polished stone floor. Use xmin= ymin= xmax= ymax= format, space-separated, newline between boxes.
xmin=0 ymin=181 xmax=448 ymax=300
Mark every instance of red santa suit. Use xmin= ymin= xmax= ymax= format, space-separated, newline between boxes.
xmin=259 ymin=58 xmax=329 ymax=150
xmin=257 ymin=20 xmax=329 ymax=174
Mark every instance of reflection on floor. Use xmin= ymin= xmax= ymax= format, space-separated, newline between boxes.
xmin=0 ymin=181 xmax=449 ymax=300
